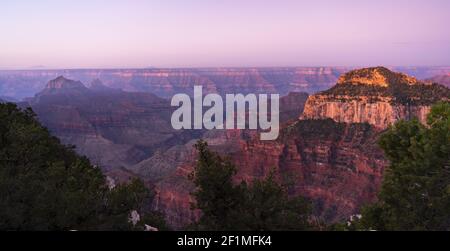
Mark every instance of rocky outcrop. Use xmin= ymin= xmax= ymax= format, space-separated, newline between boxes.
xmin=302 ymin=67 xmax=450 ymax=129
xmin=336 ymin=67 xmax=419 ymax=87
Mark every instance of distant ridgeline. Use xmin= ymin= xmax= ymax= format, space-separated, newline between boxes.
xmin=302 ymin=67 xmax=450 ymax=129
xmin=1 ymin=67 xmax=450 ymax=100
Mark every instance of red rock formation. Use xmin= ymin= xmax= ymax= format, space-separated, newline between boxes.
xmin=152 ymin=120 xmax=387 ymax=229
xmin=302 ymin=67 xmax=450 ymax=129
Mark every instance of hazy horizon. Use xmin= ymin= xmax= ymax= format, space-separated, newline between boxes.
xmin=1 ymin=0 xmax=450 ymax=69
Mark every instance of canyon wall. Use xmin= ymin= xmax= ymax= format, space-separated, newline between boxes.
xmin=152 ymin=120 xmax=387 ymax=228
xmin=302 ymin=95 xmax=431 ymax=129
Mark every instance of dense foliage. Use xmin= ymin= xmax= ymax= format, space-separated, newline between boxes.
xmin=322 ymin=83 xmax=450 ymax=105
xmin=189 ymin=140 xmax=311 ymax=231
xmin=0 ymin=103 xmax=166 ymax=230
xmin=355 ymin=102 xmax=450 ymax=230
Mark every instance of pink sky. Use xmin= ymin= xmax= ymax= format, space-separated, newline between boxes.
xmin=1 ymin=0 xmax=449 ymax=69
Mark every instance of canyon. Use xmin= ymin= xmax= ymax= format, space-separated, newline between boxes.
xmin=149 ymin=67 xmax=450 ymax=228
xmin=22 ymin=76 xmax=200 ymax=171
xmin=19 ymin=76 xmax=308 ymax=179
xmin=7 ymin=67 xmax=450 ymax=229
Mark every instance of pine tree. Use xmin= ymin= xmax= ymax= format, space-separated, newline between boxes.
xmin=359 ymin=102 xmax=450 ymax=230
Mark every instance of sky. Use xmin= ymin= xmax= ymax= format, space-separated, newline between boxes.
xmin=1 ymin=0 xmax=450 ymax=69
